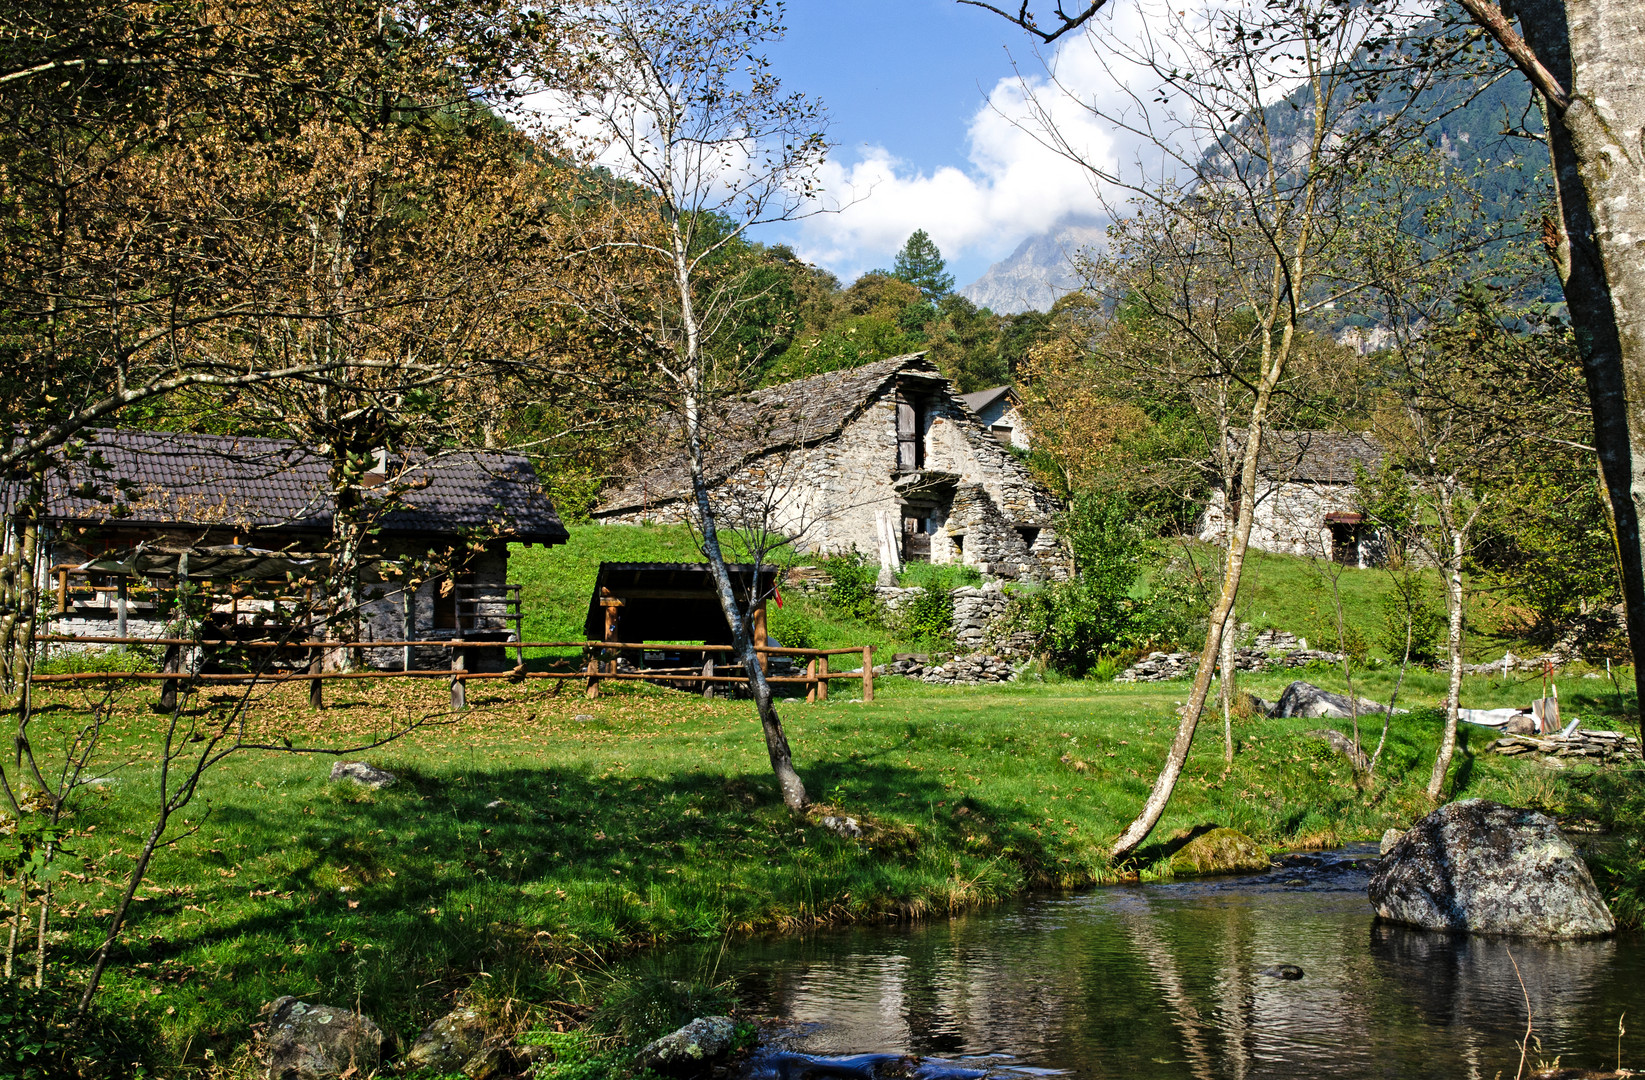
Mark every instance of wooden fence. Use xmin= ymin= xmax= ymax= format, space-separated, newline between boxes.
xmin=32 ymin=634 xmax=875 ymax=708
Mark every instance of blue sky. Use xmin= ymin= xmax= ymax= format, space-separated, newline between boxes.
xmin=754 ymin=0 xmax=1121 ymax=289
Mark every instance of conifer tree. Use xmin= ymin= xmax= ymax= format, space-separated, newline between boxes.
xmin=891 ymin=229 xmax=955 ymax=301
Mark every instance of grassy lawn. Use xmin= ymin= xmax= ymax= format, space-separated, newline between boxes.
xmin=24 ymin=664 xmax=1638 ymax=1067
xmin=1233 ymin=546 xmax=1531 ymax=662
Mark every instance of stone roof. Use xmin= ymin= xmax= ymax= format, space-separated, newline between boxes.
xmin=597 ymin=353 xmax=941 ymax=514
xmin=35 ymin=428 xmax=568 ymax=544
xmin=1229 ymin=429 xmax=1384 ymax=485
xmin=956 ymin=385 xmax=1017 ymax=414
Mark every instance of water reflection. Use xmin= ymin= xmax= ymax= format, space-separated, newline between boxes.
xmin=665 ymin=850 xmax=1642 ymax=1079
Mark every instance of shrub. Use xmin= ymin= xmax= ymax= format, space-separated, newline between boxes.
xmin=1376 ymin=577 xmax=1444 ymax=665
xmin=0 ymin=981 xmax=154 ymax=1079
xmin=35 ymin=647 xmax=159 ymax=677
xmin=1025 ymin=493 xmax=1195 ymax=675
xmin=821 ymin=551 xmax=879 ymax=622
xmin=766 ymin=604 xmax=816 ymax=650
xmin=901 ymin=585 xmax=955 ymax=648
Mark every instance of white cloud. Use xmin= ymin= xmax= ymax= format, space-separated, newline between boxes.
xmin=787 ymin=3 xmax=1178 ymax=282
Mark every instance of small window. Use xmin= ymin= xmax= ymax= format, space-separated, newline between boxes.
xmin=991 ymin=424 xmax=1013 ymax=446
xmin=431 ymin=574 xmax=473 ymax=630
xmin=1016 ymin=526 xmax=1041 ymax=550
xmin=952 ymin=534 xmax=965 ymax=560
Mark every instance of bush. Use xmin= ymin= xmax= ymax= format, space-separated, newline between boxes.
xmin=1376 ymin=577 xmax=1444 ymax=665
xmin=900 ymin=585 xmax=955 ymax=648
xmin=35 ymin=647 xmax=159 ymax=677
xmin=1025 ymin=493 xmax=1195 ymax=675
xmin=821 ymin=551 xmax=879 ymax=622
xmin=0 ymin=981 xmax=154 ymax=1079
xmin=766 ymin=604 xmax=816 ymax=650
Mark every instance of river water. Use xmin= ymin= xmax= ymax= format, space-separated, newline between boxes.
xmin=673 ymin=846 xmax=1645 ymax=1079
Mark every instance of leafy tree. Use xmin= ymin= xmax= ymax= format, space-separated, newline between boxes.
xmin=891 ymin=229 xmax=956 ymax=301
xmin=537 ymin=0 xmax=826 ymax=811
xmin=965 ymin=0 xmax=1645 ymax=753
xmin=1028 ymin=493 xmax=1192 ymax=674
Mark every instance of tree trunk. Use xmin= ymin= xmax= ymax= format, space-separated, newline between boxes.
xmin=1428 ymin=518 xmax=1467 ymax=800
xmin=1513 ymin=0 xmax=1645 ymax=747
xmin=668 ymin=217 xmax=807 ymax=813
xmin=1219 ymin=605 xmax=1236 ymax=765
xmin=1112 ymin=381 xmax=1282 ymax=859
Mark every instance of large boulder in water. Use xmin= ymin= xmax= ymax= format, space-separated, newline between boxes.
xmin=1369 ymin=800 xmax=1614 ymax=939
xmin=1169 ymin=827 xmax=1270 ymax=876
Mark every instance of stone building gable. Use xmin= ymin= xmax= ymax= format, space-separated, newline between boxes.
xmin=1199 ymin=429 xmax=1386 ymax=563
xmin=594 ymin=355 xmax=1065 ymax=579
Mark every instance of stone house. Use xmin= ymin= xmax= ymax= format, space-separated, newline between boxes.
xmin=1198 ymin=429 xmax=1386 ymax=565
xmin=37 ymin=428 xmax=567 ymax=669
xmin=594 ymin=353 xmax=1065 ymax=579
xmin=956 ymin=385 xmax=1032 ymax=450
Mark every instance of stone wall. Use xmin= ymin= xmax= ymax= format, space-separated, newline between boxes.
xmin=1115 ymin=629 xmax=1347 ymax=682
xmin=876 ymin=581 xmax=1038 ymax=685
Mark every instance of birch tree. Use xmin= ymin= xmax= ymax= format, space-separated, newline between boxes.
xmin=973 ymin=0 xmax=1445 ymax=858
xmin=966 ymin=0 xmax=1645 ymax=749
xmin=529 ymin=0 xmax=827 ymax=811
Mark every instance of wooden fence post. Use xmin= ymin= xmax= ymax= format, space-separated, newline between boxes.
xmin=701 ymin=656 xmax=714 ymax=699
xmin=805 ymin=659 xmax=817 ymax=703
xmin=862 ymin=645 xmax=873 ymax=703
xmin=308 ymin=649 xmax=323 ymax=709
xmin=585 ymin=648 xmax=600 ymax=699
xmin=451 ymin=641 xmax=467 ymax=710
xmin=752 ymin=603 xmax=768 ymax=672
xmin=817 ymin=653 xmax=829 ymax=702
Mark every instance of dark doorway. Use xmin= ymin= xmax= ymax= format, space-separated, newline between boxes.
xmin=1325 ymin=513 xmax=1365 ymax=565
xmin=902 ymin=509 xmax=933 ymax=561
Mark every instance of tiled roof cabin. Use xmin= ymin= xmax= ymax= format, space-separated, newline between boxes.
xmin=39 ymin=428 xmax=567 ymax=669
xmin=1198 ymin=429 xmax=1386 ymax=566
xmin=594 ymin=354 xmax=1065 ymax=579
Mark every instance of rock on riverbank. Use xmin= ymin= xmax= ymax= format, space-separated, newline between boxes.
xmin=1369 ymin=800 xmax=1615 ymax=938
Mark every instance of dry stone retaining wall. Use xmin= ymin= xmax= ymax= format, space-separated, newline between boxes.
xmin=1115 ymin=629 xmax=1346 ymax=683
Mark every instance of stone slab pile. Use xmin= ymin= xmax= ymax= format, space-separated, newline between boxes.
xmin=1489 ymin=729 xmax=1640 ymax=762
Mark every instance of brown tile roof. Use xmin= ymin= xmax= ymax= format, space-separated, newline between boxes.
xmin=39 ymin=428 xmax=568 ymax=544
xmin=597 ymin=353 xmax=940 ymax=514
xmin=1229 ymin=429 xmax=1384 ymax=484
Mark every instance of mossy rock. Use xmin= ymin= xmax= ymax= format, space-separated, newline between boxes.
xmin=1168 ymin=828 xmax=1270 ymax=877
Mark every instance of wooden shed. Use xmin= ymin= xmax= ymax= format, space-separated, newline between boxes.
xmin=583 ymin=562 xmax=778 ymax=646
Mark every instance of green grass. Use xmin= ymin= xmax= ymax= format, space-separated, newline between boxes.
xmin=20 ymin=666 xmax=1637 ymax=1071
xmin=1231 ymin=546 xmax=1529 ymax=662
xmin=510 ymin=524 xmax=707 ymax=650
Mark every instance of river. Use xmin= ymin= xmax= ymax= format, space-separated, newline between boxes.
xmin=660 ymin=845 xmax=1644 ymax=1079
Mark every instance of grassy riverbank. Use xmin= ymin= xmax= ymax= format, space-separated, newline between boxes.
xmin=20 ymin=665 xmax=1639 ymax=1071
